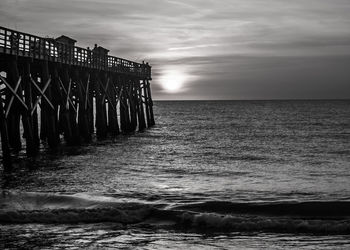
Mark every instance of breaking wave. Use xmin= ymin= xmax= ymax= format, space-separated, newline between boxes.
xmin=171 ymin=200 xmax=350 ymax=217
xmin=1 ymin=192 xmax=350 ymax=234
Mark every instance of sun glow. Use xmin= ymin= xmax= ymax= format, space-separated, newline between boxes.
xmin=161 ymin=70 xmax=186 ymax=92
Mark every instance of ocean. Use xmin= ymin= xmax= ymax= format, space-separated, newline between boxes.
xmin=1 ymin=100 xmax=350 ymax=249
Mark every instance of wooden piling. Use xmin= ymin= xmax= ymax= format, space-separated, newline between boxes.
xmin=22 ymin=60 xmax=38 ymax=156
xmin=40 ymin=60 xmax=59 ymax=148
xmin=77 ymin=69 xmax=92 ymax=142
xmin=59 ymin=66 xmax=75 ymax=144
xmin=137 ymin=80 xmax=146 ymax=131
xmin=143 ymin=79 xmax=151 ymax=127
xmin=119 ymin=88 xmax=127 ymax=133
xmin=6 ymin=56 xmax=22 ymax=151
xmin=88 ymin=71 xmax=95 ymax=136
xmin=0 ymin=95 xmax=11 ymax=168
xmin=94 ymin=72 xmax=108 ymax=139
xmin=119 ymin=77 xmax=131 ymax=133
xmin=30 ymin=71 xmax=40 ymax=151
xmin=107 ymin=74 xmax=119 ymax=136
xmin=146 ymin=79 xmax=155 ymax=126
xmin=124 ymin=82 xmax=132 ymax=133
xmin=128 ymin=81 xmax=137 ymax=132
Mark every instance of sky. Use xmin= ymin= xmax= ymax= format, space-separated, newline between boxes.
xmin=1 ymin=0 xmax=350 ymax=100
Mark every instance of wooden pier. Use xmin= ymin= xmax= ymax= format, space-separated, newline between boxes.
xmin=0 ymin=26 xmax=155 ymax=169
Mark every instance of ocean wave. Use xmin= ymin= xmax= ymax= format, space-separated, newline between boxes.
xmin=0 ymin=192 xmax=153 ymax=224
xmin=171 ymin=200 xmax=350 ymax=217
xmin=1 ymin=192 xmax=350 ymax=234
xmin=174 ymin=212 xmax=350 ymax=234
xmin=0 ymin=207 xmax=152 ymax=224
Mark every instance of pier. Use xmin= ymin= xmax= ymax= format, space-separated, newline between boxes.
xmin=0 ymin=26 xmax=155 ymax=169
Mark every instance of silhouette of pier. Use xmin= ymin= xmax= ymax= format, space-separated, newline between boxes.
xmin=0 ymin=26 xmax=155 ymax=169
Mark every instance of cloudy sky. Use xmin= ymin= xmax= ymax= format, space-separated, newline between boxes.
xmin=1 ymin=0 xmax=350 ymax=100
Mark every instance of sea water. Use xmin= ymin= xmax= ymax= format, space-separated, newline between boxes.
xmin=1 ymin=100 xmax=350 ymax=249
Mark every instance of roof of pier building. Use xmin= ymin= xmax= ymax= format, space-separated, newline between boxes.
xmin=93 ymin=44 xmax=109 ymax=55
xmin=55 ymin=35 xmax=77 ymax=46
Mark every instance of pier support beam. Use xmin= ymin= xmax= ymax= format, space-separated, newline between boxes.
xmin=88 ymin=71 xmax=94 ymax=136
xmin=137 ymin=80 xmax=146 ymax=131
xmin=77 ymin=70 xmax=92 ymax=142
xmin=22 ymin=60 xmax=38 ymax=156
xmin=128 ymin=81 xmax=137 ymax=132
xmin=119 ymin=77 xmax=131 ymax=134
xmin=107 ymin=74 xmax=119 ymax=136
xmin=6 ymin=56 xmax=22 ymax=151
xmin=59 ymin=66 xmax=78 ymax=145
xmin=146 ymin=79 xmax=155 ymax=126
xmin=0 ymin=95 xmax=11 ymax=169
xmin=143 ymin=79 xmax=151 ymax=127
xmin=40 ymin=60 xmax=59 ymax=148
xmin=94 ymin=72 xmax=108 ymax=139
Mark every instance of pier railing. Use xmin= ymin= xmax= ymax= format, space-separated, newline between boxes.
xmin=0 ymin=26 xmax=151 ymax=78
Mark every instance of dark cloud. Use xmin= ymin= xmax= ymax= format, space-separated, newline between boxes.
xmin=1 ymin=0 xmax=349 ymax=99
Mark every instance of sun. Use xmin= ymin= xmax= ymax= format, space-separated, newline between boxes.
xmin=161 ymin=70 xmax=186 ymax=92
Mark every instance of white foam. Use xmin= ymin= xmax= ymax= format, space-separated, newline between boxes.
xmin=0 ymin=192 xmax=153 ymax=224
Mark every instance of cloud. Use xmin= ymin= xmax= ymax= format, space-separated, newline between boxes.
xmin=168 ymin=44 xmax=220 ymax=51
xmin=1 ymin=0 xmax=350 ymax=99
